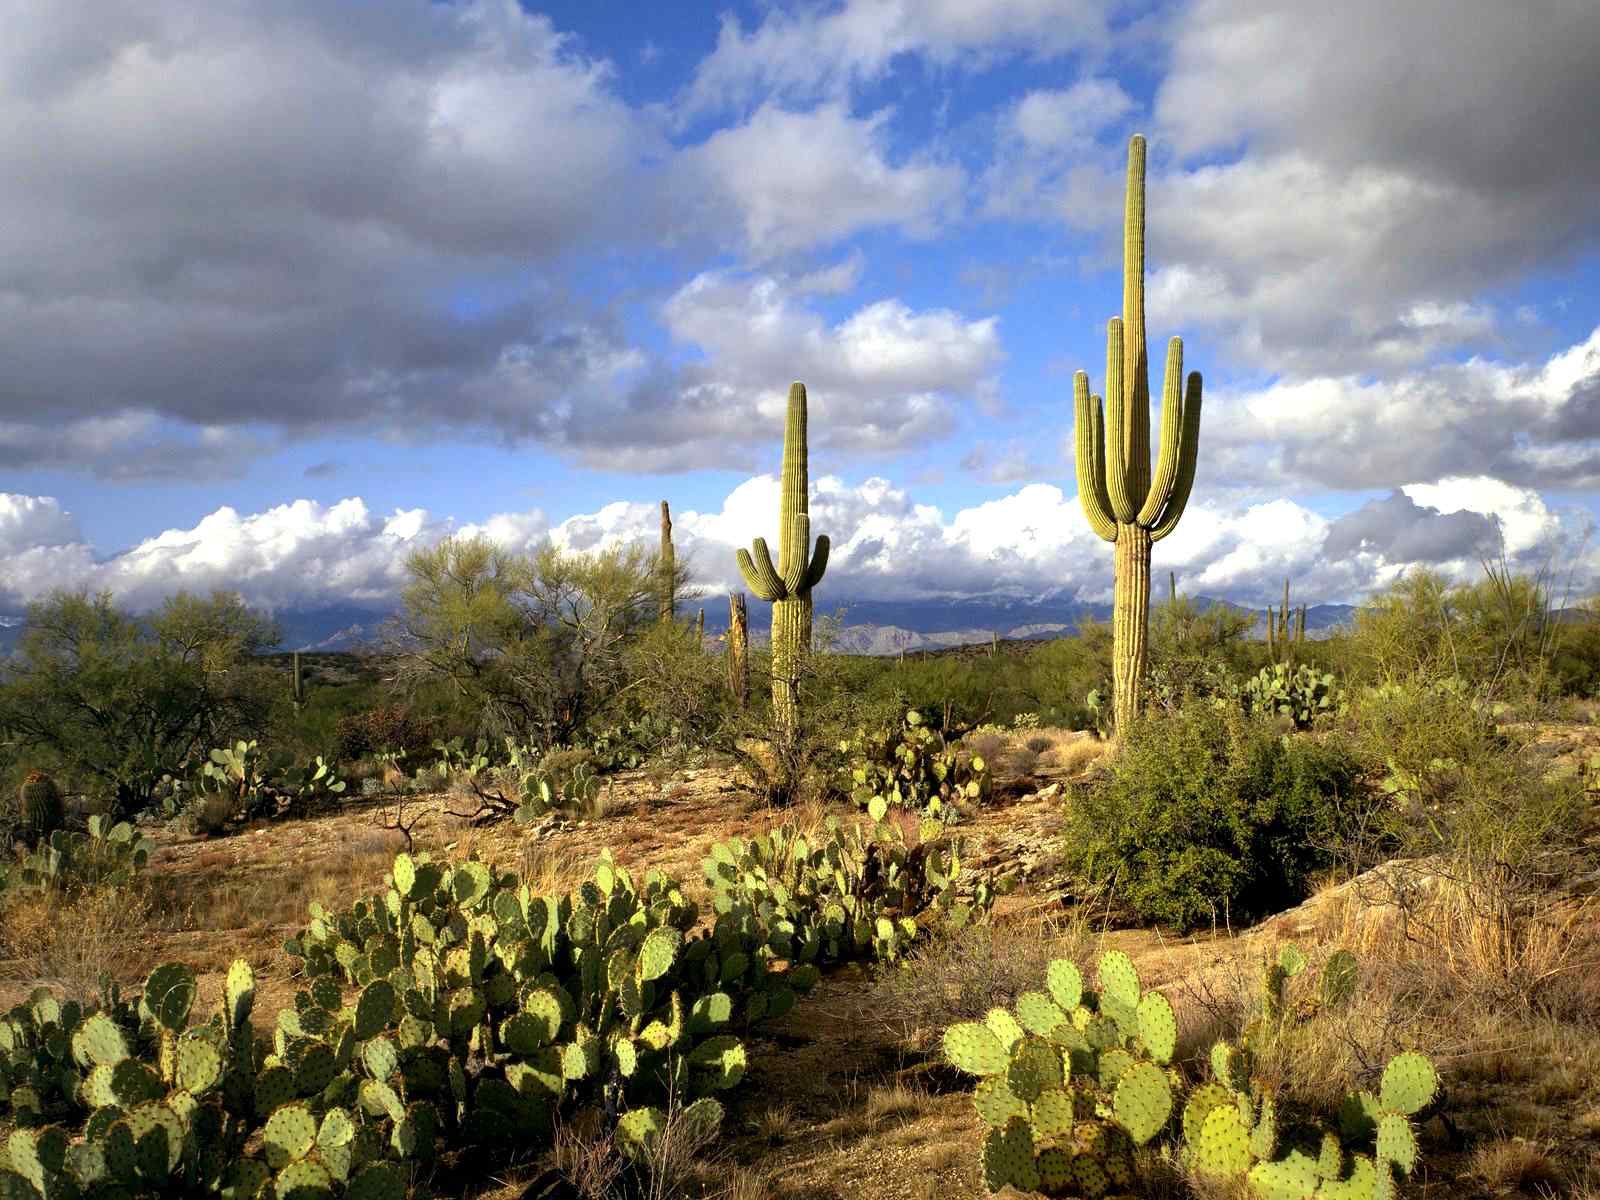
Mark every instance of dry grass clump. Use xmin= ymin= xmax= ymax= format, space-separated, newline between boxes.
xmin=1052 ymin=734 xmax=1111 ymax=777
xmin=1469 ymin=1135 xmax=1564 ymax=1194
xmin=872 ymin=919 xmax=1092 ymax=1051
xmin=961 ymin=731 xmax=1007 ymax=766
xmin=0 ymin=882 xmax=156 ymax=999
xmin=544 ymin=1097 xmax=757 ymax=1200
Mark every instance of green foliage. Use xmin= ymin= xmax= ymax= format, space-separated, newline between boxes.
xmin=1063 ymin=704 xmax=1369 ymax=930
xmin=945 ymin=948 xmax=1437 ymax=1198
xmin=395 ymin=535 xmax=680 ymax=750
xmin=0 ymin=589 xmax=280 ymax=817
xmin=1242 ymin=663 xmax=1347 ymax=729
xmin=615 ymin=619 xmax=727 ymax=751
xmin=1351 ymin=680 xmax=1585 ymax=871
xmin=1342 ymin=559 xmax=1578 ymax=700
xmin=1147 ymin=585 xmax=1256 ymax=709
xmin=839 ymin=710 xmax=991 ymax=819
xmin=4 ymin=814 xmax=152 ymax=896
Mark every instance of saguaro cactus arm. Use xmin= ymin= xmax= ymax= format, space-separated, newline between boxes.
xmin=1147 ymin=366 xmax=1204 ymax=540
xmin=736 ymin=540 xmax=785 ymax=601
xmin=1074 ymin=373 xmax=1117 ymax=542
xmin=802 ymin=533 xmax=830 ymax=590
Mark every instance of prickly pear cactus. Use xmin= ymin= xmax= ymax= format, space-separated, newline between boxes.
xmin=945 ymin=948 xmax=1440 ymax=1198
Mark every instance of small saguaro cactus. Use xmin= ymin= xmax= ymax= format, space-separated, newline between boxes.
xmin=695 ymin=607 xmax=705 ymax=647
xmin=1073 ymin=134 xmax=1204 ymax=735
xmin=659 ymin=500 xmax=676 ymax=623
xmin=291 ymin=651 xmax=305 ymax=711
xmin=1267 ymin=577 xmax=1307 ymax=664
xmin=736 ymin=382 xmax=830 ymax=744
xmin=728 ymin=593 xmax=749 ymax=707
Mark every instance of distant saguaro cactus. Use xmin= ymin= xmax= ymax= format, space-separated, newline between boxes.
xmin=736 ymin=382 xmax=830 ymax=743
xmin=291 ymin=651 xmax=305 ymax=711
xmin=1074 ymin=134 xmax=1204 ymax=735
xmin=695 ymin=607 xmax=705 ymax=647
xmin=659 ymin=500 xmax=676 ymax=624
xmin=728 ymin=592 xmax=749 ymax=708
xmin=1267 ymin=577 xmax=1307 ymax=664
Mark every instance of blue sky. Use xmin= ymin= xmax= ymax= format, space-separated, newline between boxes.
xmin=1 ymin=0 xmax=1597 ymax=616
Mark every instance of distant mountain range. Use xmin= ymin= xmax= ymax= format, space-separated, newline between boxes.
xmin=0 ymin=596 xmax=1362 ymax=657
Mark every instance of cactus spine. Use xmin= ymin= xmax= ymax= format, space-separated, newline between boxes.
xmin=659 ymin=500 xmax=676 ymax=624
xmin=728 ymin=593 xmax=749 ymax=708
xmin=1073 ymin=134 xmax=1204 ymax=735
xmin=736 ymin=382 xmax=830 ymax=745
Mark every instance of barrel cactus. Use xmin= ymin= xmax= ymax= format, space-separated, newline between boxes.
xmin=736 ymin=381 xmax=830 ymax=748
xmin=16 ymin=770 xmax=65 ymax=845
xmin=1073 ymin=134 xmax=1204 ymax=735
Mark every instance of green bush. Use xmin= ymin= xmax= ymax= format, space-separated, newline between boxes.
xmin=1350 ymin=680 xmax=1585 ymax=871
xmin=1063 ymin=704 xmax=1368 ymax=930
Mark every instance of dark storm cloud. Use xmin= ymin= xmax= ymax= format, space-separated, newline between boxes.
xmin=1323 ymin=490 xmax=1501 ymax=564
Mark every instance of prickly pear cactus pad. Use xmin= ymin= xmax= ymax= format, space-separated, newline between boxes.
xmin=1112 ymin=1061 xmax=1172 ymax=1145
xmin=1379 ymin=1052 xmax=1439 ymax=1117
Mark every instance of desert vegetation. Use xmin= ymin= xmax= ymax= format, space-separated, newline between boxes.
xmin=0 ymin=136 xmax=1595 ymax=1200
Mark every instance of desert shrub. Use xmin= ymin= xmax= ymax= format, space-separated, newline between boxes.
xmin=614 ymin=619 xmax=729 ymax=751
xmin=332 ymin=703 xmax=437 ymax=762
xmin=0 ymin=589 xmax=279 ymax=817
xmin=872 ymin=920 xmax=1086 ymax=1051
xmin=1145 ymin=585 xmax=1256 ymax=708
xmin=1063 ymin=703 xmax=1369 ymax=930
xmin=1344 ymin=560 xmax=1574 ymax=699
xmin=1350 ymin=680 xmax=1586 ymax=871
xmin=1018 ymin=621 xmax=1114 ymax=730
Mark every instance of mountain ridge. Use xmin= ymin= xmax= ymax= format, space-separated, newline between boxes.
xmin=0 ymin=596 xmax=1363 ymax=656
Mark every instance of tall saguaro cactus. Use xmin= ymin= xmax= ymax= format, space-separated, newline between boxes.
xmin=658 ymin=500 xmax=676 ymax=623
xmin=728 ymin=592 xmax=749 ymax=708
xmin=1074 ymin=134 xmax=1204 ymax=734
xmin=736 ymin=382 xmax=830 ymax=744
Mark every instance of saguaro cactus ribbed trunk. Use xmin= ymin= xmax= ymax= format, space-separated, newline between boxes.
xmin=1074 ymin=134 xmax=1204 ymax=735
xmin=728 ymin=592 xmax=748 ymax=707
xmin=736 ymin=382 xmax=830 ymax=744
xmin=658 ymin=500 xmax=676 ymax=623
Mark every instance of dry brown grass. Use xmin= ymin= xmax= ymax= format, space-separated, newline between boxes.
xmin=872 ymin=918 xmax=1092 ymax=1052
xmin=1051 ymin=733 xmax=1110 ymax=776
xmin=0 ymin=883 xmax=156 ymax=999
xmin=1469 ymin=1135 xmax=1564 ymax=1194
xmin=542 ymin=1095 xmax=757 ymax=1200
